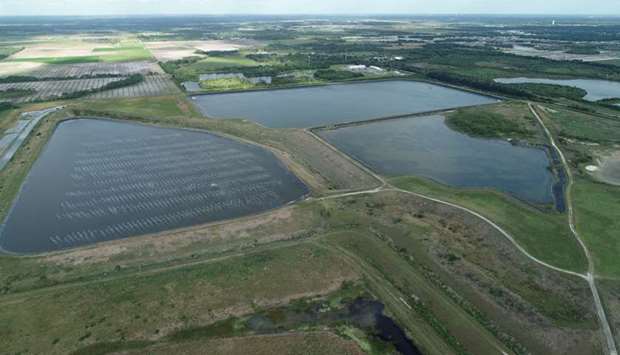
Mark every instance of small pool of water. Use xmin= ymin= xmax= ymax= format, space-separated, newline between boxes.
xmin=192 ymin=80 xmax=498 ymax=128
xmin=0 ymin=118 xmax=308 ymax=253
xmin=495 ymin=77 xmax=620 ymax=101
xmin=319 ymin=115 xmax=559 ymax=207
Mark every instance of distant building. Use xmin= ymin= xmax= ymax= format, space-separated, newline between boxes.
xmin=198 ymin=72 xmax=272 ymax=85
xmin=247 ymin=76 xmax=272 ymax=85
xmin=199 ymin=73 xmax=245 ymax=81
xmin=347 ymin=65 xmax=367 ymax=71
xmin=181 ymin=81 xmax=201 ymax=92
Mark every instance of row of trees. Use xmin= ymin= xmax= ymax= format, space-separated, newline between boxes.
xmin=59 ymin=74 xmax=144 ymax=100
xmin=0 ymin=73 xmax=140 ymax=84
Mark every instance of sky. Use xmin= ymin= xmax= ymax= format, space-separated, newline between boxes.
xmin=0 ymin=0 xmax=618 ymax=16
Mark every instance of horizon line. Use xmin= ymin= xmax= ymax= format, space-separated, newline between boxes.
xmin=1 ymin=13 xmax=620 ymax=17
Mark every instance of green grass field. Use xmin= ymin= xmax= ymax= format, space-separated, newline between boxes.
xmin=9 ymin=56 xmax=102 ymax=64
xmin=573 ymin=177 xmax=620 ymax=278
xmin=170 ymin=55 xmax=260 ymax=81
xmin=199 ymin=77 xmax=258 ymax=91
xmin=71 ymin=96 xmax=198 ymax=118
xmin=0 ymin=46 xmax=23 ymax=59
xmin=6 ymin=43 xmax=152 ymax=64
xmin=598 ymin=59 xmax=620 ymax=67
xmin=544 ymin=106 xmax=620 ymax=143
xmin=97 ymin=44 xmax=153 ymax=62
xmin=391 ymin=176 xmax=588 ymax=273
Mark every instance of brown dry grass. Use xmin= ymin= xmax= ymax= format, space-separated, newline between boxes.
xmin=0 ymin=242 xmax=360 ymax=354
xmin=117 ymin=332 xmax=364 ymax=355
xmin=0 ymin=61 xmax=44 ymax=76
xmin=9 ymin=41 xmax=109 ymax=59
xmin=43 ymin=205 xmax=303 ymax=266
xmin=145 ymin=41 xmax=250 ymax=61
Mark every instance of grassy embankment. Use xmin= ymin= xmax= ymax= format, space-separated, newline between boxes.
xmin=534 ymin=105 xmax=620 ymax=279
xmin=0 ymin=95 xmax=378 ymax=227
xmin=0 ymin=95 xmax=601 ymax=354
xmin=572 ymin=178 xmax=620 ymax=278
xmin=0 ymin=103 xmax=73 ymax=219
xmin=0 ymin=190 xmax=600 ymax=355
xmin=67 ymin=96 xmax=378 ymax=193
xmin=391 ymin=176 xmax=587 ymax=273
xmin=393 ymin=102 xmax=588 ymax=273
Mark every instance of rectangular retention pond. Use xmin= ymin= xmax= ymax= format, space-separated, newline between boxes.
xmin=0 ymin=118 xmax=309 ymax=253
xmin=318 ymin=115 xmax=563 ymax=209
xmin=192 ymin=80 xmax=499 ymax=128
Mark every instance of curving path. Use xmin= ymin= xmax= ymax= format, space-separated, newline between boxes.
xmin=529 ymin=103 xmax=617 ymax=355
xmin=307 ymin=108 xmax=619 ymax=354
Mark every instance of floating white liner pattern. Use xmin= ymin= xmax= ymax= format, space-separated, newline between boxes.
xmin=0 ymin=118 xmax=308 ymax=253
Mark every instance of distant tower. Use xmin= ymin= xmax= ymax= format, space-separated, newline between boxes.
xmin=552 ymin=20 xmax=556 ymax=25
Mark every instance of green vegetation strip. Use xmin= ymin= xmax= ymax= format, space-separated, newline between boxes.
xmin=60 ymin=74 xmax=144 ymax=100
xmin=573 ymin=177 xmax=620 ymax=278
xmin=9 ymin=56 xmax=102 ymax=64
xmin=391 ymin=176 xmax=588 ymax=273
xmin=506 ymin=83 xmax=587 ymax=101
xmin=446 ymin=108 xmax=531 ymax=139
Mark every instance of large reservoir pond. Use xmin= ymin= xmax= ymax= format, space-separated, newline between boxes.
xmin=495 ymin=77 xmax=620 ymax=101
xmin=0 ymin=119 xmax=308 ymax=253
xmin=192 ymin=80 xmax=498 ymax=128
xmin=319 ymin=115 xmax=558 ymax=206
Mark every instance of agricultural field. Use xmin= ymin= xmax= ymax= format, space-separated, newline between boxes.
xmin=0 ymin=75 xmax=179 ymax=102
xmin=0 ymin=78 xmax=122 ymax=102
xmin=5 ymin=39 xmax=153 ymax=64
xmin=145 ymin=40 xmax=254 ymax=61
xmin=25 ymin=61 xmax=163 ymax=78
xmin=0 ymin=46 xmax=23 ymax=60
xmin=87 ymin=75 xmax=180 ymax=99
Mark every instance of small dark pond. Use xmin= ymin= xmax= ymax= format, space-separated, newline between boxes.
xmin=0 ymin=118 xmax=308 ymax=253
xmin=192 ymin=80 xmax=498 ymax=128
xmin=247 ymin=297 xmax=422 ymax=355
xmin=319 ymin=115 xmax=562 ymax=208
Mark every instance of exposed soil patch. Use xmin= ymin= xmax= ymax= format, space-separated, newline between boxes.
xmin=146 ymin=41 xmax=251 ymax=61
xmin=593 ymin=151 xmax=620 ymax=186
